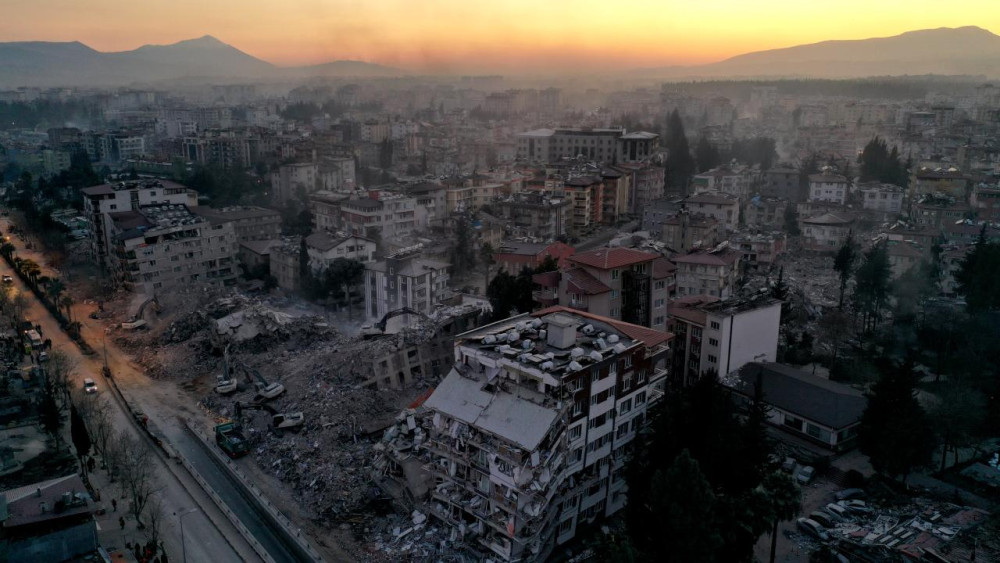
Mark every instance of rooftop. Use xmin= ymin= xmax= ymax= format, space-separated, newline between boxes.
xmin=2 ymin=474 xmax=91 ymax=529
xmin=563 ymin=268 xmax=611 ymax=295
xmin=367 ymin=255 xmax=450 ymax=277
xmin=801 ymin=212 xmax=854 ymax=226
xmin=81 ymin=179 xmax=189 ymax=197
xmin=192 ymin=206 xmax=280 ymax=223
xmin=568 ymin=247 xmax=658 ymax=270
xmin=809 ymin=174 xmax=848 ymax=183
xmin=672 ymin=248 xmax=741 ymax=266
xmin=684 ymin=193 xmax=739 ymax=205
xmin=727 ymin=362 xmax=866 ymax=429
xmin=306 ymin=231 xmax=372 ymax=252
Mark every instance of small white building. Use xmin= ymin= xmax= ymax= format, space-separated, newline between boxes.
xmin=857 ymin=182 xmax=904 ymax=214
xmin=808 ymin=173 xmax=849 ymax=205
xmin=800 ymin=212 xmax=855 ymax=251
xmin=305 ymin=232 xmax=376 ymax=270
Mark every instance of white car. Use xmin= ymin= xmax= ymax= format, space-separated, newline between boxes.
xmin=83 ymin=378 xmax=97 ymax=394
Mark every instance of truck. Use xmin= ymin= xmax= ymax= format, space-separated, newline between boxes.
xmin=214 ymin=422 xmax=249 ymax=458
xmin=24 ymin=329 xmax=42 ymax=348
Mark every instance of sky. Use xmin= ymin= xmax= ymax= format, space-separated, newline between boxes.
xmin=2 ymin=0 xmax=997 ymax=73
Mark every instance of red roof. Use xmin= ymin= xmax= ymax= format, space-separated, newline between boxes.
xmin=533 ymin=306 xmax=674 ymax=348
xmin=672 ymin=249 xmax=741 ymax=266
xmin=563 ymin=268 xmax=611 ymax=295
xmin=667 ymin=295 xmax=721 ymax=326
xmin=568 ymin=247 xmax=658 ymax=270
xmin=652 ymin=257 xmax=677 ymax=279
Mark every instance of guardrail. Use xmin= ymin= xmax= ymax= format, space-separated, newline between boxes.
xmin=184 ymin=422 xmax=326 ymax=563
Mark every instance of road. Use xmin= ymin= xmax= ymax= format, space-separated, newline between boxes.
xmin=0 ymin=224 xmax=261 ymax=563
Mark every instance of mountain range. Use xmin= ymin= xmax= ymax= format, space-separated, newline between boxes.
xmin=1 ymin=26 xmax=998 ymax=88
xmin=0 ymin=35 xmax=403 ymax=88
xmin=641 ymin=26 xmax=1000 ymax=79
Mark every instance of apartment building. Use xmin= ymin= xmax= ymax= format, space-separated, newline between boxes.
xmin=667 ymin=294 xmax=780 ymax=385
xmin=340 ymin=192 xmax=417 ymax=242
xmin=808 ymin=173 xmax=849 ymax=205
xmin=911 ymin=167 xmax=970 ymax=199
xmin=305 ymin=232 xmax=376 ymax=269
xmin=411 ymin=308 xmax=671 ymax=561
xmin=762 ymin=167 xmax=801 ymax=201
xmin=660 ymin=211 xmax=723 ymax=253
xmin=559 ymin=176 xmax=604 ymax=233
xmin=743 ymin=197 xmax=789 ymax=230
xmin=682 ymin=193 xmax=740 ymax=231
xmin=800 ymin=212 xmax=855 ymax=250
xmin=270 ymin=162 xmax=319 ymax=205
xmin=363 ymin=252 xmax=451 ymax=324
xmin=856 ymin=182 xmax=905 ymax=214
xmin=534 ymin=248 xmax=669 ymax=332
xmin=730 ymin=232 xmax=787 ymax=269
xmin=108 ymin=204 xmax=238 ymax=295
xmin=613 ymin=161 xmax=665 ymax=214
xmin=82 ymin=179 xmax=198 ymax=268
xmin=493 ymin=241 xmax=575 ymax=274
xmin=515 ymin=127 xmax=658 ymax=165
xmin=492 ymin=193 xmax=571 ymax=241
xmin=692 ymin=165 xmax=756 ymax=200
xmin=192 ymin=206 xmax=282 ymax=242
xmin=308 ymin=190 xmax=352 ymax=232
xmin=672 ymin=247 xmax=742 ymax=298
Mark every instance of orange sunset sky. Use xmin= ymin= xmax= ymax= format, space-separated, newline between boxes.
xmin=2 ymin=0 xmax=997 ymax=73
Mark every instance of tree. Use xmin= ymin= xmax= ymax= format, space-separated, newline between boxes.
xmin=46 ymin=278 xmax=66 ymax=305
xmin=858 ymin=363 xmax=935 ymax=482
xmin=646 ymin=451 xmax=723 ymax=562
xmin=853 ymin=243 xmax=891 ymax=333
xmin=486 ymin=268 xmax=536 ymax=321
xmin=860 ymin=136 xmax=908 ymax=188
xmin=323 ymin=258 xmax=365 ymax=319
xmin=60 ymin=294 xmax=75 ymax=324
xmin=955 ymin=226 xmax=1000 ymax=313
xmin=818 ymin=310 xmax=853 ymax=372
xmin=760 ymin=470 xmax=801 ymax=563
xmin=70 ymin=403 xmax=92 ymax=476
xmin=480 ymin=242 xmax=496 ymax=289
xmin=694 ymin=137 xmax=720 ymax=173
xmin=80 ymin=395 xmax=114 ymax=470
xmin=783 ymin=205 xmax=800 ymax=236
xmin=663 ymin=109 xmax=695 ymax=196
xmin=116 ymin=432 xmax=157 ymax=526
xmin=929 ymin=383 xmax=986 ymax=471
xmin=39 ymin=379 xmax=62 ymax=439
xmin=450 ymin=217 xmax=476 ymax=273
xmin=298 ymin=236 xmax=312 ymax=293
xmin=833 ymin=233 xmax=857 ymax=309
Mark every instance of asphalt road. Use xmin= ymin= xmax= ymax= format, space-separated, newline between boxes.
xmin=173 ymin=426 xmax=312 ymax=563
xmin=0 ymin=225 xmax=255 ymax=563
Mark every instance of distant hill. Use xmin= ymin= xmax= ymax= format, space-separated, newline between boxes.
xmin=0 ymin=35 xmax=405 ymax=88
xmin=638 ymin=26 xmax=1000 ymax=79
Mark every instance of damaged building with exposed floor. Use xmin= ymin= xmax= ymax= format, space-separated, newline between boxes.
xmin=374 ymin=306 xmax=673 ymax=561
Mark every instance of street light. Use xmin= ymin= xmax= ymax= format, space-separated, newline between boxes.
xmin=177 ymin=507 xmax=199 ymax=563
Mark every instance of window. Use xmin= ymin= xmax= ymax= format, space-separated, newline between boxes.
xmin=710 ymin=321 xmax=721 ymax=330
xmin=610 ymin=307 xmax=620 ymax=317
xmin=635 ymin=391 xmax=647 ymax=405
xmin=654 ymin=315 xmax=665 ymax=325
xmin=572 ymin=447 xmax=583 ymax=462
xmin=609 ymin=362 xmax=617 ymax=375
xmin=558 ymin=519 xmax=573 ymax=535
xmin=573 ymin=401 xmax=583 ymax=416
xmin=654 ymin=280 xmax=665 ymax=290
xmin=637 ymin=369 xmax=647 ymax=384
xmin=570 ymin=425 xmax=582 ymax=440
xmin=611 ymin=289 xmax=619 ymax=299
xmin=616 ymin=424 xmax=629 ymax=439
xmin=707 ymin=355 xmax=717 ymax=364
xmin=708 ymin=338 xmax=719 ymax=347
xmin=589 ymin=413 xmax=607 ymax=428
xmin=591 ymin=368 xmax=602 ymax=383
xmin=783 ymin=416 xmax=803 ymax=431
xmin=654 ymin=298 xmax=664 ymax=308
xmin=611 ymin=269 xmax=620 ymax=280
xmin=624 ymin=355 xmax=632 ymax=368
xmin=619 ymin=398 xmax=632 ymax=415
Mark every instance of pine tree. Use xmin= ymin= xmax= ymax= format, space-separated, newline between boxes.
xmin=664 ymin=110 xmax=695 ymax=196
xmin=859 ymin=362 xmax=935 ymax=482
xmin=833 ymin=233 xmax=857 ymax=309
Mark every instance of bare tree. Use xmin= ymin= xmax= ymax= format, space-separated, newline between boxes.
xmin=117 ymin=433 xmax=157 ymax=527
xmin=77 ymin=393 xmax=114 ymax=469
xmin=46 ymin=350 xmax=76 ymax=407
xmin=142 ymin=495 xmax=166 ymax=551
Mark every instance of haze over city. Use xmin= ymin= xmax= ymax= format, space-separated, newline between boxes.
xmin=2 ymin=0 xmax=998 ymax=72
xmin=2 ymin=2 xmax=1000 ymax=563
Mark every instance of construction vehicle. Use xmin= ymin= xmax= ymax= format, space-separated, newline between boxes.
xmin=235 ymin=401 xmax=305 ymax=430
xmin=214 ymin=422 xmax=249 ymax=458
xmin=361 ymin=307 xmax=430 ymax=338
xmin=237 ymin=362 xmax=284 ymax=400
xmin=214 ymin=345 xmax=238 ymax=394
xmin=121 ymin=297 xmax=159 ymax=330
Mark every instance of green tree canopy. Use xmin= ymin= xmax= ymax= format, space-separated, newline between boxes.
xmin=859 ymin=361 xmax=935 ymax=481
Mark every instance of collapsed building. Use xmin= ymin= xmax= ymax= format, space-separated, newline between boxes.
xmin=374 ymin=306 xmax=673 ymax=561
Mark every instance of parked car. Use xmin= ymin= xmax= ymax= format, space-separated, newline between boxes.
xmin=781 ymin=457 xmax=797 ymax=472
xmin=837 ymin=499 xmax=873 ymax=514
xmin=2 ymin=275 xmax=12 ymax=285
xmin=809 ymin=511 xmax=838 ymax=529
xmin=796 ymin=465 xmax=816 ymax=484
xmin=796 ymin=518 xmax=829 ymax=541
xmin=835 ymin=488 xmax=867 ymax=501
xmin=38 ymin=351 xmax=49 ymax=363
xmin=83 ymin=378 xmax=97 ymax=394
xmin=825 ymin=502 xmax=851 ymax=520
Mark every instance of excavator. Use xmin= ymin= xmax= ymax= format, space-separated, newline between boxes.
xmin=237 ymin=361 xmax=285 ymax=400
xmin=234 ymin=401 xmax=305 ymax=430
xmin=360 ymin=307 xmax=431 ymax=338
xmin=214 ymin=344 xmax=238 ymax=394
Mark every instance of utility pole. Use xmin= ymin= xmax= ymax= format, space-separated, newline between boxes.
xmin=177 ymin=507 xmax=199 ymax=563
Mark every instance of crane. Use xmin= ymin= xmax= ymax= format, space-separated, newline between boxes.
xmin=234 ymin=401 xmax=304 ymax=430
xmin=361 ymin=307 xmax=431 ymax=338
xmin=237 ymin=361 xmax=285 ymax=400
xmin=214 ymin=344 xmax=238 ymax=394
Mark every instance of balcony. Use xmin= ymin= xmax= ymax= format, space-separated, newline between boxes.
xmin=568 ymin=301 xmax=588 ymax=312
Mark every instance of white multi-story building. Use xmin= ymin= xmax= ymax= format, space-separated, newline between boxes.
xmin=516 ymin=128 xmax=658 ymax=165
xmin=672 ymin=247 xmax=742 ymax=299
xmin=108 ymin=204 xmax=238 ymax=295
xmin=82 ymin=180 xmax=199 ymax=268
xmin=304 ymin=232 xmax=376 ymax=270
xmin=270 ymin=162 xmax=319 ymax=205
xmin=808 ymin=173 xmax=849 ymax=205
xmin=668 ymin=294 xmax=781 ymax=385
xmin=363 ymin=253 xmax=450 ymax=325
xmin=856 ymin=182 xmax=904 ymax=214
xmin=386 ymin=308 xmax=671 ymax=561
